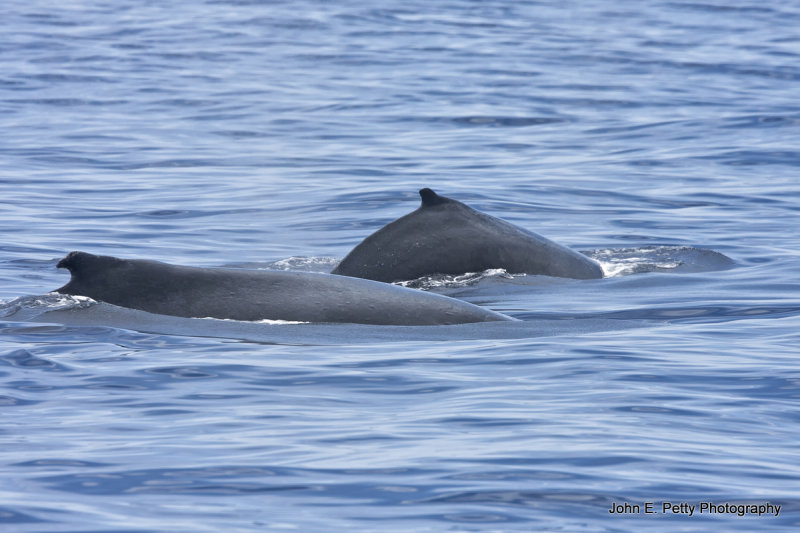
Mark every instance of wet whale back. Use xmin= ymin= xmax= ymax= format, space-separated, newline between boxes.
xmin=56 ymin=251 xmax=511 ymax=326
xmin=332 ymin=188 xmax=603 ymax=282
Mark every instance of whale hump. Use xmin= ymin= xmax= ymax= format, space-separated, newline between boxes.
xmin=57 ymin=251 xmax=122 ymax=275
xmin=57 ymin=250 xmax=104 ymax=273
xmin=419 ymin=188 xmax=452 ymax=207
xmin=333 ymin=188 xmax=605 ymax=282
xmin=56 ymin=250 xmax=83 ymax=271
xmin=53 ymin=251 xmax=511 ymax=325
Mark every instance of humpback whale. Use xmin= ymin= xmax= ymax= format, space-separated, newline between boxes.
xmin=332 ymin=188 xmax=604 ymax=282
xmin=55 ymin=251 xmax=511 ymax=326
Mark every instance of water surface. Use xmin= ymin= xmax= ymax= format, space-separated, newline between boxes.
xmin=2 ymin=1 xmax=800 ymax=531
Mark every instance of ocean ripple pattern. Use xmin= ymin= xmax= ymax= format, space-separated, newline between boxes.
xmin=2 ymin=1 xmax=800 ymax=531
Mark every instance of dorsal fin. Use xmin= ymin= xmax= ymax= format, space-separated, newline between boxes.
xmin=419 ymin=188 xmax=451 ymax=207
xmin=57 ymin=251 xmax=85 ymax=272
xmin=57 ymin=251 xmax=119 ymax=275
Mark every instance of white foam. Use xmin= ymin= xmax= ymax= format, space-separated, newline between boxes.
xmin=395 ymin=268 xmax=514 ymax=290
xmin=199 ymin=316 xmax=308 ymax=325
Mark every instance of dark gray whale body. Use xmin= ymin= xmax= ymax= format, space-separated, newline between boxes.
xmin=55 ymin=251 xmax=510 ymax=326
xmin=332 ymin=188 xmax=604 ymax=282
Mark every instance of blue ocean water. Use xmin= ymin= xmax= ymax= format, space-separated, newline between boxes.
xmin=2 ymin=0 xmax=800 ymax=531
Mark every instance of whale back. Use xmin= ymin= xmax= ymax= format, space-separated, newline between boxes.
xmin=56 ymin=251 xmax=511 ymax=325
xmin=332 ymin=188 xmax=603 ymax=282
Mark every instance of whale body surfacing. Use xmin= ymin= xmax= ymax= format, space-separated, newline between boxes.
xmin=332 ymin=188 xmax=604 ymax=283
xmin=54 ymin=251 xmax=511 ymax=326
